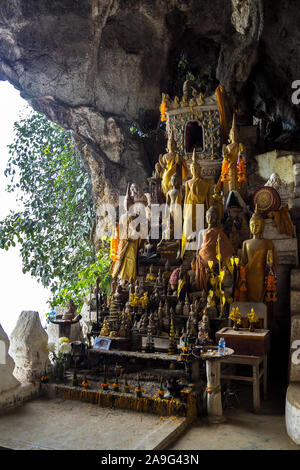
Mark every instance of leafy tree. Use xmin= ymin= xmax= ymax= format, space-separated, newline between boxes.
xmin=0 ymin=110 xmax=111 ymax=309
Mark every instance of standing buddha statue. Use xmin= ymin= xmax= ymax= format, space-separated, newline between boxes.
xmin=217 ymin=114 xmax=247 ymax=199
xmin=181 ymin=149 xmax=213 ymax=257
xmin=160 ymin=133 xmax=188 ymax=197
xmin=235 ymin=206 xmax=278 ymax=303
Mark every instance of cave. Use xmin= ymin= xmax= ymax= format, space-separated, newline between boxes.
xmin=0 ymin=0 xmax=300 ymax=452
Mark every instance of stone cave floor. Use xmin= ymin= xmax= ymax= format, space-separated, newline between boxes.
xmin=0 ymin=372 xmax=299 ymax=451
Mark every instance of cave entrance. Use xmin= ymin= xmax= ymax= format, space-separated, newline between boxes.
xmin=185 ymin=120 xmax=204 ymax=154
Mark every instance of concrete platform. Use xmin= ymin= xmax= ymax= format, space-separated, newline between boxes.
xmin=0 ymin=397 xmax=187 ymax=450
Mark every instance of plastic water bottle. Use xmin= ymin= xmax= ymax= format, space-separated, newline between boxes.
xmin=50 ymin=308 xmax=56 ymax=321
xmin=218 ymin=337 xmax=226 ymax=356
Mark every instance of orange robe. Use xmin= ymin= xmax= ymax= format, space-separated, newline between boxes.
xmin=195 ymin=228 xmax=234 ymax=292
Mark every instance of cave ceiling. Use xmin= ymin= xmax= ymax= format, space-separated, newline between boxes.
xmin=1 ymin=0 xmax=300 ymax=203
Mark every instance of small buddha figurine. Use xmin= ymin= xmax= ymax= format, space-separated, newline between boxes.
xmin=235 ymin=206 xmax=278 ymax=303
xmin=146 ymin=265 xmax=156 ymax=283
xmin=155 ymin=269 xmax=163 ymax=289
xmin=197 ymin=313 xmax=212 ymax=344
xmin=181 ymin=149 xmax=214 ymax=257
xmin=183 ymin=293 xmax=190 ymax=317
xmin=63 ymin=298 xmax=77 ymax=321
xmin=139 ymin=237 xmax=161 ymax=266
xmin=197 ymin=92 xmax=205 ymax=106
xmin=189 ymin=89 xmax=197 ymax=107
xmin=187 ymin=257 xmax=197 ymax=292
xmin=217 ymin=114 xmax=247 ymax=198
xmin=137 ymin=313 xmax=148 ymax=334
xmin=162 ymin=260 xmax=172 ymax=283
xmin=100 ymin=318 xmax=110 ymax=337
xmin=172 ymin=96 xmax=180 ymax=109
xmin=118 ymin=318 xmax=128 ymax=338
xmin=181 ymin=93 xmax=189 ymax=107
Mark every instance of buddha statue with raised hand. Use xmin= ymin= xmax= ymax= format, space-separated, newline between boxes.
xmin=217 ymin=114 xmax=247 ymax=199
xmin=181 ymin=149 xmax=213 ymax=257
xmin=235 ymin=206 xmax=278 ymax=303
xmin=160 ymin=132 xmax=188 ymax=197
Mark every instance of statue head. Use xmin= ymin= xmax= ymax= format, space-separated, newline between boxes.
xmin=249 ymin=205 xmax=264 ymax=237
xmin=170 ymin=173 xmax=180 ymax=188
xmin=205 ymin=206 xmax=219 ymax=228
xmin=190 ymin=148 xmax=202 ymax=177
xmin=229 ymin=114 xmax=239 ymax=144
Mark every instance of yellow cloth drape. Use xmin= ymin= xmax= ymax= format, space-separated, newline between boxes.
xmin=181 ymin=178 xmax=213 ymax=257
xmin=161 ymin=153 xmax=188 ymax=197
xmin=216 ymin=85 xmax=233 ymax=144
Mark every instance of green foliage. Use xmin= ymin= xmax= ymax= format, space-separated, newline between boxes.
xmin=177 ymin=51 xmax=195 ymax=82
xmin=53 ymin=239 xmax=112 ymax=310
xmin=0 ymin=109 xmax=111 ymax=308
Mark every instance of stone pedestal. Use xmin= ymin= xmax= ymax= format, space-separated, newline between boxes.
xmin=205 ymin=360 xmax=224 ymax=423
xmin=9 ymin=311 xmax=49 ymax=383
xmin=286 ymin=383 xmax=300 ymax=445
xmin=0 ymin=324 xmax=20 ymax=394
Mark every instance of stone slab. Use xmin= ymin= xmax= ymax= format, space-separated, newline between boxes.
xmin=286 ymin=383 xmax=300 ymax=445
xmin=290 ymin=316 xmax=300 ymax=382
xmin=0 ymin=397 xmax=187 ymax=450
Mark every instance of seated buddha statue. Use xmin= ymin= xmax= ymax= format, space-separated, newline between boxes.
xmin=181 ymin=149 xmax=214 ymax=257
xmin=195 ymin=206 xmax=234 ymax=292
xmin=145 ymin=264 xmax=156 ymax=283
xmin=235 ymin=206 xmax=278 ymax=303
xmin=160 ymin=133 xmax=188 ymax=197
xmin=139 ymin=237 xmax=161 ymax=265
xmin=217 ymin=114 xmax=247 ymax=199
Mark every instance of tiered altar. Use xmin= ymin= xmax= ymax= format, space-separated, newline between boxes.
xmin=48 ymin=84 xmax=297 ymax=421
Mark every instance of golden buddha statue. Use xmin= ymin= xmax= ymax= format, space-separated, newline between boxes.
xmin=110 ymin=183 xmax=148 ymax=283
xmin=100 ymin=318 xmax=110 ymax=337
xmin=160 ymin=133 xmax=188 ymax=197
xmin=146 ymin=264 xmax=156 ymax=283
xmin=217 ymin=114 xmax=247 ymax=198
xmin=235 ymin=206 xmax=278 ymax=303
xmin=195 ymin=206 xmax=234 ymax=292
xmin=181 ymin=150 xmax=213 ymax=257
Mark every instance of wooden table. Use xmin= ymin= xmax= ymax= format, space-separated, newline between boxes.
xmin=216 ymin=327 xmax=270 ymax=412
